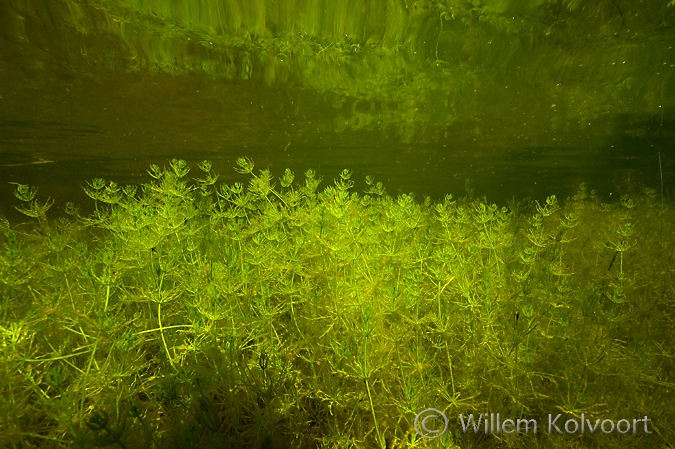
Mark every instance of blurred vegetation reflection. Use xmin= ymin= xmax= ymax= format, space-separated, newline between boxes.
xmin=3 ymin=0 xmax=674 ymax=140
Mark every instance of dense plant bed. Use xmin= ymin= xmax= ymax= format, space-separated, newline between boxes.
xmin=1 ymin=158 xmax=673 ymax=448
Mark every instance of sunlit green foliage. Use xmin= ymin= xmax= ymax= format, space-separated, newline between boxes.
xmin=0 ymin=160 xmax=673 ymax=448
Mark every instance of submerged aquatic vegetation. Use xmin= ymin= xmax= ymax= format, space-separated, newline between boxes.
xmin=0 ymin=158 xmax=673 ymax=448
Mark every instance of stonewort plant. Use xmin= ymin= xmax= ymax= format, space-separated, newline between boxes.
xmin=0 ymin=158 xmax=673 ymax=448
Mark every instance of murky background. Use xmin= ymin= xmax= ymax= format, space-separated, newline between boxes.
xmin=1 ymin=0 xmax=674 ymax=223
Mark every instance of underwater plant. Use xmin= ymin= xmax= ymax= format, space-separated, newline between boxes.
xmin=0 ymin=158 xmax=673 ymax=448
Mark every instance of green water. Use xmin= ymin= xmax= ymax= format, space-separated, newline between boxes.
xmin=1 ymin=1 xmax=674 ymax=447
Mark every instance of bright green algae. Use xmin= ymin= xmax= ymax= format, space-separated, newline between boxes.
xmin=1 ymin=159 xmax=673 ymax=448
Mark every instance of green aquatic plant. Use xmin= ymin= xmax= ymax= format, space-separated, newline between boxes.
xmin=0 ymin=159 xmax=673 ymax=448
xmin=13 ymin=184 xmax=54 ymax=229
